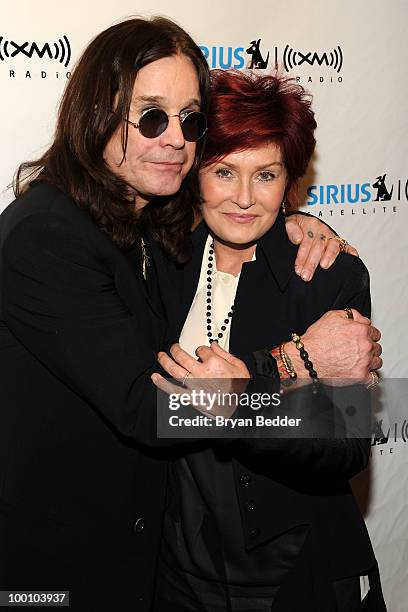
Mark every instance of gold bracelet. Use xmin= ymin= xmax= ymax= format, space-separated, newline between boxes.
xmin=271 ymin=347 xmax=294 ymax=388
xmin=279 ymin=342 xmax=297 ymax=380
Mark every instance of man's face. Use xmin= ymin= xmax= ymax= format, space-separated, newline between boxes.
xmin=104 ymin=54 xmax=200 ymax=209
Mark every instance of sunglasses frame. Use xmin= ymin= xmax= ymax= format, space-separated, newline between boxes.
xmin=124 ymin=107 xmax=208 ymax=142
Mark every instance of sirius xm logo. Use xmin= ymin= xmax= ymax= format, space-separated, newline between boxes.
xmin=200 ymin=38 xmax=344 ymax=84
xmin=0 ymin=34 xmax=72 ymax=80
xmin=371 ymin=418 xmax=408 ymax=456
xmin=305 ymin=173 xmax=408 ymax=218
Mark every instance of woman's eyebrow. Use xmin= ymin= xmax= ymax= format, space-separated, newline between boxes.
xmin=218 ymin=161 xmax=283 ymax=170
xmin=257 ymin=161 xmax=283 ymax=169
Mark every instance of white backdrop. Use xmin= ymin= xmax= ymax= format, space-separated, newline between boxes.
xmin=1 ymin=1 xmax=407 ymax=609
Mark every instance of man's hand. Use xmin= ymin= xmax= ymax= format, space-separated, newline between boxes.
xmin=285 ymin=309 xmax=382 ymax=385
xmin=285 ymin=214 xmax=359 ymax=282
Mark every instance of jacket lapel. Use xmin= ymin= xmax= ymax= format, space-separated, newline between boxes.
xmin=173 ymin=222 xmax=208 ymax=341
xmin=117 ymin=244 xmax=163 ymax=320
xmin=257 ymin=210 xmax=296 ymax=293
xmin=144 ymin=235 xmax=181 ymax=324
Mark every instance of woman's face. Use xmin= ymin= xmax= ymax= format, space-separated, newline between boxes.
xmin=199 ymin=144 xmax=287 ymax=248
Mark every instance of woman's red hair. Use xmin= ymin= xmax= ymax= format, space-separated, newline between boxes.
xmin=202 ymin=70 xmax=317 ymax=210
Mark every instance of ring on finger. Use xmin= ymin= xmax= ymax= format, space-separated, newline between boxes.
xmin=181 ymin=371 xmax=191 ymax=387
xmin=333 ymin=236 xmax=348 ymax=252
xmin=344 ymin=307 xmax=354 ymax=320
xmin=366 ymin=370 xmax=379 ymax=390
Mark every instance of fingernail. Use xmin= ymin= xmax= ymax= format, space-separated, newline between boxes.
xmin=295 ymin=266 xmax=301 ymax=275
xmin=301 ymin=270 xmax=311 ymax=281
xmin=320 ymin=259 xmax=329 ymax=269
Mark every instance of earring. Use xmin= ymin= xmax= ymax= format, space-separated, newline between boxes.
xmin=281 ymin=200 xmax=286 ymax=215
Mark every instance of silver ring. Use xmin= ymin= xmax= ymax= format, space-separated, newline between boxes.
xmin=366 ymin=370 xmax=379 ymax=390
xmin=181 ymin=371 xmax=191 ymax=387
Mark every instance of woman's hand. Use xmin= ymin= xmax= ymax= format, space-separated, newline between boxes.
xmin=284 ymin=309 xmax=382 ymax=385
xmin=285 ymin=214 xmax=359 ymax=282
xmin=151 ymin=342 xmax=250 ymax=416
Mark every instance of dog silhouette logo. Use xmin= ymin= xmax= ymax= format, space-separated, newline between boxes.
xmin=246 ymin=39 xmax=269 ymax=69
xmin=371 ymin=420 xmax=390 ymax=446
xmin=372 ymin=174 xmax=393 ymax=201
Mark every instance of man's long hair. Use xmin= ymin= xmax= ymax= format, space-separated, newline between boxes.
xmin=14 ymin=17 xmax=210 ymax=263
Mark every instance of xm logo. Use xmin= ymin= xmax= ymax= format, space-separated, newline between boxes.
xmin=0 ymin=35 xmax=71 ymax=67
xmin=283 ymin=45 xmax=343 ymax=73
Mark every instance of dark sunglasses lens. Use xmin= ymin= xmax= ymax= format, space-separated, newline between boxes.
xmin=138 ymin=109 xmax=168 ymax=138
xmin=181 ymin=112 xmax=207 ymax=142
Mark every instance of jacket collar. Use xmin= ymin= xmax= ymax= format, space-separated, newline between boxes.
xmin=179 ymin=221 xmax=208 ymax=327
xmin=191 ymin=218 xmax=209 ymax=249
xmin=256 ymin=210 xmax=296 ymax=292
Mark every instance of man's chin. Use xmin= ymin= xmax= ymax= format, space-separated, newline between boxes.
xmin=145 ymin=178 xmax=185 ymax=199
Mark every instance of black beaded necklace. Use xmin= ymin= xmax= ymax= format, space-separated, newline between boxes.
xmin=206 ymin=241 xmax=235 ymax=344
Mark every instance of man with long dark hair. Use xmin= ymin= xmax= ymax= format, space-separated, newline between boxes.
xmin=2 ymin=17 xmax=213 ymax=611
xmin=0 ymin=16 xmax=380 ymax=611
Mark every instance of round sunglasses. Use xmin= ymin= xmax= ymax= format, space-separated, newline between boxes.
xmin=125 ymin=107 xmax=207 ymax=142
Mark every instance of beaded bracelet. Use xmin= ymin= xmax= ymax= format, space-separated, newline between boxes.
xmin=291 ymin=333 xmax=320 ymax=393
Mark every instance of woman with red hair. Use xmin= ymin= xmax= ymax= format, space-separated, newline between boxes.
xmin=153 ymin=70 xmax=386 ymax=611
